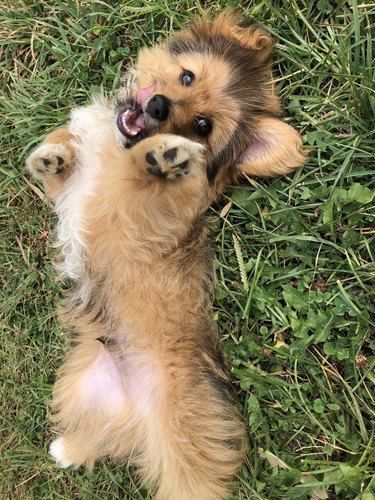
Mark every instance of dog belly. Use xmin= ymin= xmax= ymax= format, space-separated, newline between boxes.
xmin=77 ymin=342 xmax=162 ymax=417
xmin=78 ymin=343 xmax=126 ymax=411
xmin=122 ymin=350 xmax=163 ymax=415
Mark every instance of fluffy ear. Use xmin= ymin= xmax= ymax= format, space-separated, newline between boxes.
xmin=237 ymin=117 xmax=308 ymax=177
xmin=212 ymin=11 xmax=274 ymax=62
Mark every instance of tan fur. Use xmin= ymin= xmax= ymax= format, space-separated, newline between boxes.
xmin=27 ymin=11 xmax=308 ymax=500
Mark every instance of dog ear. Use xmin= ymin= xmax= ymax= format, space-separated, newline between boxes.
xmin=212 ymin=11 xmax=274 ymax=62
xmin=237 ymin=116 xmax=308 ymax=178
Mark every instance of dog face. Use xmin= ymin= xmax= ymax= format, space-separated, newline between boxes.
xmin=114 ymin=11 xmax=307 ymax=187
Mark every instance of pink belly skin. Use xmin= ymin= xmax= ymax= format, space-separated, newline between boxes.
xmin=78 ymin=343 xmax=162 ymax=416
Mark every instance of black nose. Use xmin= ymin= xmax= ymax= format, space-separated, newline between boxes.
xmin=146 ymin=94 xmax=170 ymax=121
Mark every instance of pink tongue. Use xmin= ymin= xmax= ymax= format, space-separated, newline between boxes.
xmin=137 ymin=85 xmax=155 ymax=106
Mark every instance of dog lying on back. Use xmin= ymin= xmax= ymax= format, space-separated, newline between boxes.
xmin=27 ymin=11 xmax=306 ymax=500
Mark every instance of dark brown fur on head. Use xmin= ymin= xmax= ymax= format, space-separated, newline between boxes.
xmin=114 ymin=10 xmax=307 ymax=189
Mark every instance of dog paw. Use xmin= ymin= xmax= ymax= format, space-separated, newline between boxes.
xmin=145 ymin=136 xmax=205 ymax=180
xmin=49 ymin=437 xmax=74 ymax=469
xmin=26 ymin=143 xmax=73 ymax=180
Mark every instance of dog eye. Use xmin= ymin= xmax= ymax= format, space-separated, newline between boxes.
xmin=180 ymin=70 xmax=194 ymax=86
xmin=195 ymin=117 xmax=212 ymax=137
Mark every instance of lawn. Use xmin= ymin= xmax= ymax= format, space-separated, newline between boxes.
xmin=1 ymin=0 xmax=374 ymax=498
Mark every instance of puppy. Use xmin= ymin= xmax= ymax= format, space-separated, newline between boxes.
xmin=27 ymin=11 xmax=307 ymax=500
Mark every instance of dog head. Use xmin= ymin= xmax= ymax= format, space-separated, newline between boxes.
xmin=114 ymin=11 xmax=307 ymax=187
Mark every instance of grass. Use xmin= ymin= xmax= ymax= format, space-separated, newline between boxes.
xmin=1 ymin=0 xmax=374 ymax=498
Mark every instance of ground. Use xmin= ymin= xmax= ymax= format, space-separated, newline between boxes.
xmin=1 ymin=1 xmax=374 ymax=498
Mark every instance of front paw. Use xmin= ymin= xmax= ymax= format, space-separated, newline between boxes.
xmin=145 ymin=136 xmax=205 ymax=180
xmin=26 ymin=143 xmax=73 ymax=180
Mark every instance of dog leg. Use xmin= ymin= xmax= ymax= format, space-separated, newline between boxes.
xmin=49 ymin=340 xmax=130 ymax=469
xmin=26 ymin=128 xmax=76 ymax=201
xmin=137 ymin=359 xmax=244 ymax=500
xmin=83 ymin=133 xmax=210 ymax=262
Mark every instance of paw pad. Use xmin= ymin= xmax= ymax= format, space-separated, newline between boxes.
xmin=147 ymin=164 xmax=168 ymax=179
xmin=163 ymin=148 xmax=177 ymax=163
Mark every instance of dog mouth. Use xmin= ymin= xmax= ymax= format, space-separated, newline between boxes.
xmin=117 ymin=85 xmax=155 ymax=141
xmin=117 ymin=107 xmax=147 ymax=138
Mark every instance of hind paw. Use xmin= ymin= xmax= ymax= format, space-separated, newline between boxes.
xmin=49 ymin=437 xmax=74 ymax=469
